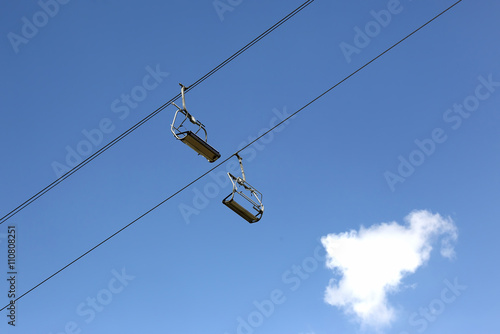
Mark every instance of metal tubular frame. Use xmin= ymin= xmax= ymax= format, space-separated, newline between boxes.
xmin=170 ymin=84 xmax=220 ymax=162
xmin=222 ymin=154 xmax=264 ymax=223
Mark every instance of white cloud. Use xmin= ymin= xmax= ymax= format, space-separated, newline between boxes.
xmin=320 ymin=210 xmax=458 ymax=329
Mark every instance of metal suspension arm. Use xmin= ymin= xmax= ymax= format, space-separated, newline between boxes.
xmin=172 ymin=83 xmax=196 ymax=124
xmin=236 ymin=153 xmax=246 ymax=182
xmin=180 ymin=83 xmax=187 ymax=111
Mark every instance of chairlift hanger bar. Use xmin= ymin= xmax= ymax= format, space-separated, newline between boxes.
xmin=235 ymin=153 xmax=246 ymax=182
xmin=171 ymin=84 xmax=196 ymax=124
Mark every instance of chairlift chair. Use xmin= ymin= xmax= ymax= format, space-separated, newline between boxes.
xmin=223 ymin=154 xmax=264 ymax=223
xmin=171 ymin=84 xmax=221 ymax=162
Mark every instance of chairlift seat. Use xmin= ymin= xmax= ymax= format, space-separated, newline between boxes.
xmin=223 ymin=197 xmax=262 ymax=224
xmin=223 ymin=172 xmax=264 ymax=223
xmin=178 ymin=130 xmax=221 ymax=163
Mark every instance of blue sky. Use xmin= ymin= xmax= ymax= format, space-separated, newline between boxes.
xmin=0 ymin=0 xmax=499 ymax=333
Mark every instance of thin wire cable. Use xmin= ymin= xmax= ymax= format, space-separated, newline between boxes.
xmin=0 ymin=0 xmax=462 ymax=312
xmin=0 ymin=0 xmax=315 ymax=226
